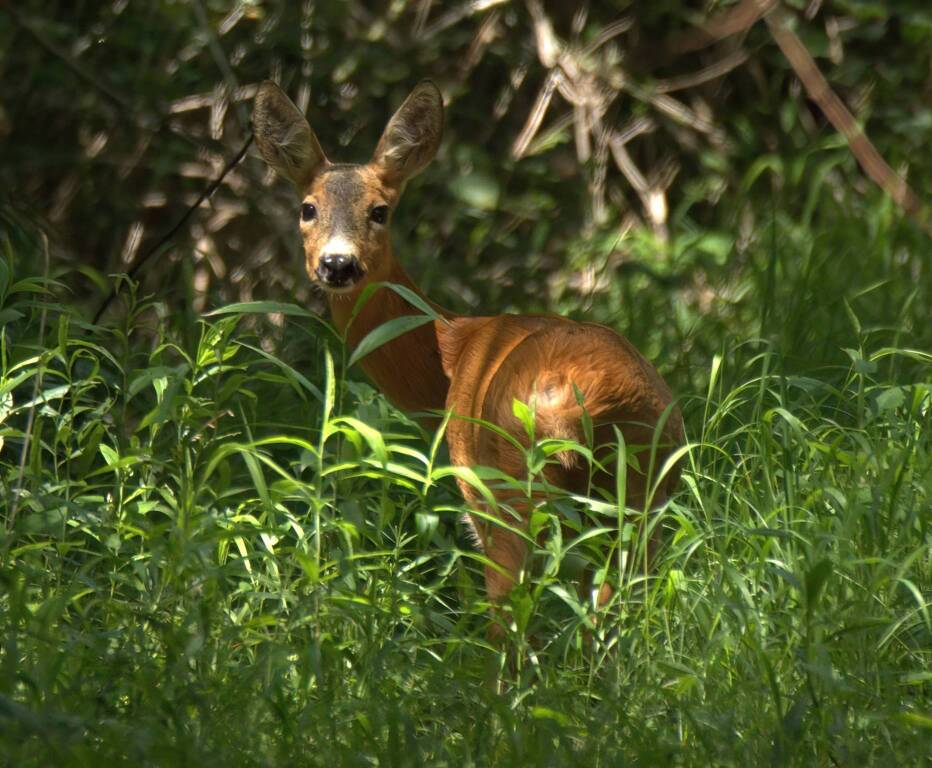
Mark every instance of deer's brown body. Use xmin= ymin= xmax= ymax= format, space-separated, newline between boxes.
xmin=437 ymin=315 xmax=683 ymax=604
xmin=328 ymin=265 xmax=452 ymax=413
xmin=252 ymin=79 xmax=683 ymax=631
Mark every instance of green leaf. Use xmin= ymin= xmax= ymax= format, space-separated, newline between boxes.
xmin=73 ymin=423 xmax=104 ymax=477
xmin=204 ymin=300 xmax=317 ymax=318
xmin=99 ymin=444 xmax=119 ymax=466
xmin=450 ymin=172 xmax=500 ymax=210
xmin=742 ymin=154 xmax=783 ymax=189
xmin=0 ymin=389 xmax=11 ymax=424
xmin=431 ymin=465 xmax=498 ymax=510
xmin=573 ymin=383 xmax=593 ymax=448
xmin=237 ymin=341 xmax=323 ymax=402
xmin=128 ymin=365 xmax=183 ymax=400
xmin=136 ymin=365 xmax=188 ymax=430
xmin=805 ymin=559 xmax=832 ymax=615
xmin=415 ymin=511 xmax=439 ymax=541
xmin=511 ymin=587 xmax=533 ymax=634
xmin=239 ymin=449 xmax=271 ymax=512
xmin=614 ymin=426 xmax=627 ymax=511
xmin=322 ymin=345 xmax=335 ymax=434
xmin=205 ymin=302 xmax=338 ymax=339
xmin=512 ymin=397 xmax=535 ymax=439
xmin=843 ymin=298 xmax=862 ymax=336
xmin=382 ymin=283 xmax=442 ymax=321
xmin=694 ymin=233 xmax=734 ymax=263
xmin=843 ymin=348 xmax=877 ymax=376
xmin=894 ymin=711 xmax=932 ymax=729
xmin=348 ymin=314 xmax=434 ymax=367
xmin=331 ymin=416 xmax=389 ymax=464
xmin=0 ymin=308 xmax=24 ymax=325
xmin=872 ymin=386 xmax=905 ymax=414
xmin=531 ymin=707 xmax=573 ymax=727
xmin=346 ymin=281 xmax=442 ymax=336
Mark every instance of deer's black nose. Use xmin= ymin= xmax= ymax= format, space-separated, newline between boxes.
xmin=317 ymin=254 xmax=362 ymax=287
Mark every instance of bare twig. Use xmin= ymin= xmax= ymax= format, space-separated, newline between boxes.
xmin=526 ymin=0 xmax=562 ymax=69
xmin=646 ymin=92 xmax=718 ymax=135
xmin=608 ymin=133 xmax=647 ymax=197
xmin=420 ymin=0 xmax=508 ymax=39
xmin=609 ymin=131 xmax=668 ymax=234
xmin=654 ymin=48 xmax=750 ymax=93
xmin=582 ymin=17 xmax=634 ymax=56
xmin=574 ymin=101 xmax=592 ymax=162
xmin=590 ymin=129 xmax=609 ymax=224
xmin=192 ymin=0 xmax=250 ymax=135
xmin=512 ymin=70 xmax=559 ymax=159
xmin=460 ymin=9 xmax=502 ymax=78
xmin=613 ymin=116 xmax=656 ymax=146
xmin=92 ymin=135 xmax=254 ymax=324
xmin=663 ymin=0 xmax=927 ymax=229
xmin=523 ymin=110 xmax=573 ymax=156
xmin=804 ymin=0 xmax=824 ymax=21
xmin=170 ymin=84 xmax=260 ymax=114
xmin=671 ymin=0 xmax=777 ymax=53
xmin=414 ymin=0 xmax=434 ymax=38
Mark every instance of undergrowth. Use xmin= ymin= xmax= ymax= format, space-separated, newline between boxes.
xmin=0 ymin=207 xmax=929 ymax=766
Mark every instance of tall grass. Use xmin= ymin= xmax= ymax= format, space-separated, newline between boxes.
xmin=1 ymin=194 xmax=929 ymax=766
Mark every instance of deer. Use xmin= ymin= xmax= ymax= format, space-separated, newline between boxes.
xmin=252 ymin=79 xmax=684 ymax=637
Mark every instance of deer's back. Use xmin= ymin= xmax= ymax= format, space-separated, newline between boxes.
xmin=437 ymin=315 xmax=684 ymax=506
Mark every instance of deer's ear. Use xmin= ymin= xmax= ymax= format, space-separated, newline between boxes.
xmin=253 ymin=81 xmax=328 ymax=190
xmin=372 ymin=80 xmax=443 ymax=186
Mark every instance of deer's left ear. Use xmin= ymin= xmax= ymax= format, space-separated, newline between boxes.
xmin=372 ymin=80 xmax=443 ymax=186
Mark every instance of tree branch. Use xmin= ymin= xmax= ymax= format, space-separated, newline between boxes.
xmin=92 ymin=135 xmax=254 ymax=324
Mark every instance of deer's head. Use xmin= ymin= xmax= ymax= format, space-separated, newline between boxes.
xmin=252 ymin=80 xmax=443 ymax=294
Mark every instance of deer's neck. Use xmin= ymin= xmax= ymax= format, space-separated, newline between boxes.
xmin=328 ymin=257 xmax=453 ymax=414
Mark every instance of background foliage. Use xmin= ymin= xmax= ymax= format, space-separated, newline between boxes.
xmin=1 ymin=1 xmax=930 ymax=765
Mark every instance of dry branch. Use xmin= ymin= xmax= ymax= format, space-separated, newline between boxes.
xmin=654 ymin=49 xmax=750 ymax=93
xmin=420 ymin=0 xmax=508 ymax=39
xmin=671 ymin=0 xmax=777 ymax=53
xmin=667 ymin=0 xmax=927 ymax=230
xmin=512 ymin=70 xmax=559 ymax=159
xmin=764 ymin=7 xmax=926 ymax=229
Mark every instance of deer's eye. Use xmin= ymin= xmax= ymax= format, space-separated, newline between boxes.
xmin=301 ymin=203 xmax=317 ymax=222
xmin=369 ymin=205 xmax=389 ymax=225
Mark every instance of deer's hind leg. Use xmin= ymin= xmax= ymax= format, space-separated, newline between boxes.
xmin=468 ymin=506 xmax=530 ymax=643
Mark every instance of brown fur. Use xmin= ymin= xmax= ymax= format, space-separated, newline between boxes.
xmin=437 ymin=316 xmax=684 ymax=613
xmin=328 ymin=260 xmax=452 ymax=413
xmin=252 ymin=80 xmax=684 ymax=635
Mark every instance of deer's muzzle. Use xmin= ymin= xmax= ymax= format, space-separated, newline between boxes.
xmin=316 ymin=253 xmax=363 ymax=289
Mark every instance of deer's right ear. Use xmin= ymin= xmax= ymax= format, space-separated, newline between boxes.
xmin=252 ymin=81 xmax=328 ymax=190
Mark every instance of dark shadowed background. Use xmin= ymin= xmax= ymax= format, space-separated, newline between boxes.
xmin=3 ymin=0 xmax=929 ymax=392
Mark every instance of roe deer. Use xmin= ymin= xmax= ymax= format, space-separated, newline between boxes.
xmin=252 ymin=79 xmax=684 ymax=634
